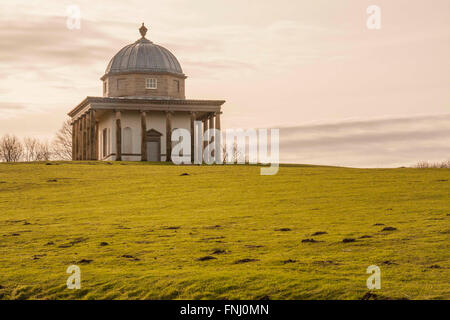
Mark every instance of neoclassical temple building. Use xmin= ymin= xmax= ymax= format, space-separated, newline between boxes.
xmin=68 ymin=23 xmax=225 ymax=161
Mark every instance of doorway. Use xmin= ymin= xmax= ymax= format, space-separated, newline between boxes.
xmin=147 ymin=141 xmax=160 ymax=161
xmin=146 ymin=129 xmax=162 ymax=161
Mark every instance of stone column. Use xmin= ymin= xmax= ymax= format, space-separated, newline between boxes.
xmin=215 ymin=112 xmax=222 ymax=163
xmin=209 ymin=114 xmax=214 ymax=131
xmin=115 ymin=111 xmax=122 ymax=161
xmin=90 ymin=110 xmax=96 ymax=160
xmin=94 ymin=120 xmax=99 ymax=160
xmin=77 ymin=118 xmax=81 ymax=160
xmin=79 ymin=117 xmax=83 ymax=160
xmin=72 ymin=120 xmax=76 ymax=160
xmin=80 ymin=117 xmax=84 ymax=160
xmin=86 ymin=112 xmax=91 ymax=160
xmin=82 ymin=114 xmax=87 ymax=160
xmin=141 ymin=111 xmax=147 ymax=161
xmin=190 ymin=111 xmax=196 ymax=163
xmin=209 ymin=113 xmax=215 ymax=157
xmin=215 ymin=112 xmax=221 ymax=131
xmin=203 ymin=116 xmax=209 ymax=151
xmin=165 ymin=111 xmax=172 ymax=162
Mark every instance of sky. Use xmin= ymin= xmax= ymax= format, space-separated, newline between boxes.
xmin=0 ymin=0 xmax=449 ymax=167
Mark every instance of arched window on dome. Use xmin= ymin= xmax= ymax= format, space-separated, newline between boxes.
xmin=123 ymin=127 xmax=132 ymax=154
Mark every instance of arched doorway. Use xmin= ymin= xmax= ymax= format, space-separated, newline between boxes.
xmin=146 ymin=129 xmax=162 ymax=161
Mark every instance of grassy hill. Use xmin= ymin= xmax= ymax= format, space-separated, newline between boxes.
xmin=0 ymin=162 xmax=448 ymax=300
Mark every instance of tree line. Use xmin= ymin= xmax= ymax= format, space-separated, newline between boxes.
xmin=415 ymin=160 xmax=450 ymax=169
xmin=0 ymin=120 xmax=72 ymax=162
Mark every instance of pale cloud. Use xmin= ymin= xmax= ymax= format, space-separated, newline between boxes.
xmin=0 ymin=16 xmax=119 ymax=69
xmin=0 ymin=102 xmax=30 ymax=121
xmin=160 ymin=20 xmax=344 ymax=78
xmin=280 ymin=114 xmax=450 ymax=135
xmin=279 ymin=114 xmax=450 ymax=167
xmin=0 ymin=103 xmax=26 ymax=110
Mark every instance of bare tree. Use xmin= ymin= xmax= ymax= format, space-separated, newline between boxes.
xmin=221 ymin=143 xmax=228 ymax=163
xmin=415 ymin=161 xmax=429 ymax=168
xmin=439 ymin=160 xmax=450 ymax=168
xmin=36 ymin=140 xmax=52 ymax=161
xmin=0 ymin=134 xmax=23 ymax=162
xmin=23 ymin=137 xmax=52 ymax=161
xmin=222 ymin=141 xmax=245 ymax=164
xmin=415 ymin=160 xmax=450 ymax=168
xmin=52 ymin=119 xmax=72 ymax=160
xmin=23 ymin=137 xmax=39 ymax=161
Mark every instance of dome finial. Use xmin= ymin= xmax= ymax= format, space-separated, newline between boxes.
xmin=139 ymin=22 xmax=148 ymax=38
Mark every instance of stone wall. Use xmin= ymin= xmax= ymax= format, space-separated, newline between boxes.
xmin=96 ymin=110 xmax=191 ymax=161
xmin=103 ymin=73 xmax=185 ymax=99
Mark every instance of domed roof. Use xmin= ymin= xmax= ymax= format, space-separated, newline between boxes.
xmin=103 ymin=23 xmax=184 ymax=78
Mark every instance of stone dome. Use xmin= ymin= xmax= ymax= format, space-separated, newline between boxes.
xmin=103 ymin=23 xmax=184 ymax=78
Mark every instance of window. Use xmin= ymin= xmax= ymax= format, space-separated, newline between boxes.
xmin=145 ymin=78 xmax=157 ymax=89
xmin=173 ymin=80 xmax=180 ymax=92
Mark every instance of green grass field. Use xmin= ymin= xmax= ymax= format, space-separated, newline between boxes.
xmin=0 ymin=162 xmax=448 ymax=300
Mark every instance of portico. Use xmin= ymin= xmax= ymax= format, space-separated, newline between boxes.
xmin=68 ymin=97 xmax=223 ymax=161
